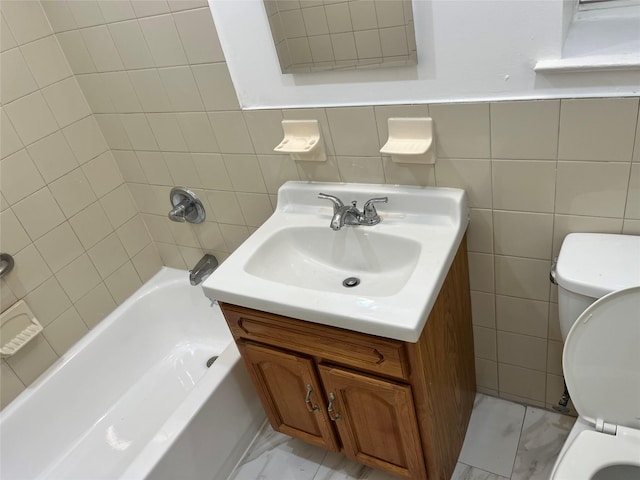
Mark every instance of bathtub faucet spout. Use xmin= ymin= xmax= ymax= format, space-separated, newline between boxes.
xmin=190 ymin=254 xmax=219 ymax=286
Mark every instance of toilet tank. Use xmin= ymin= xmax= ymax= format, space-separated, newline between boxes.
xmin=556 ymin=233 xmax=640 ymax=341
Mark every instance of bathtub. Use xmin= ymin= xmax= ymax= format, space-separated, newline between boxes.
xmin=0 ymin=267 xmax=265 ymax=480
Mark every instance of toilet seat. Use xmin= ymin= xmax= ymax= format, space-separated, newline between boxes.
xmin=552 ymin=286 xmax=640 ymax=480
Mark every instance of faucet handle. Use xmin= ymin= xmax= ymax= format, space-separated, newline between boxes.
xmin=362 ymin=197 xmax=388 ymax=224
xmin=318 ymin=193 xmax=344 ymax=213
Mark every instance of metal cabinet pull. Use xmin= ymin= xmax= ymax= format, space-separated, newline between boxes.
xmin=305 ymin=384 xmax=319 ymax=412
xmin=327 ymin=392 xmax=341 ymax=421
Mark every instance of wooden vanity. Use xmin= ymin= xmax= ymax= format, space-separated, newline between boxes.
xmin=220 ymin=239 xmax=475 ymax=480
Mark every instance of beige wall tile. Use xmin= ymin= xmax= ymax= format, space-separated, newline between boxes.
xmin=49 ymin=168 xmax=97 ymax=217
xmin=113 ymin=151 xmax=147 ymax=183
xmin=62 ymin=116 xmax=108 ymax=165
xmin=128 ymin=68 xmax=172 ymax=112
xmin=164 ymin=152 xmax=202 ymax=187
xmin=27 ymin=132 xmax=79 ymax=183
xmin=0 ymin=209 xmax=31 ymax=255
xmin=429 ymin=103 xmax=490 ymax=159
xmin=624 ymin=219 xmax=640 ymax=234
xmin=82 ymin=151 xmax=124 ymax=198
xmin=98 ymin=1 xmax=137 ymax=23
xmin=4 ymin=244 xmax=52 ymax=298
xmin=498 ymin=363 xmax=546 ymax=402
xmin=0 ymin=14 xmax=18 ymax=52
xmin=12 ymin=188 xmax=65 ymax=240
xmin=42 ymin=306 xmax=88 ymax=356
xmin=381 ymin=158 xmax=434 ymax=186
xmin=35 ymin=223 xmax=84 ymax=273
xmin=0 ymin=150 xmax=46 ymax=205
xmin=336 ymin=156 xmax=385 ymax=184
xmin=496 ymin=295 xmax=548 ymax=338
xmin=168 ymin=1 xmax=208 ymax=12
xmin=139 ymin=14 xmax=187 ymax=67
xmin=218 ymin=224 xmax=251 ymax=251
xmin=495 ymin=255 xmax=550 ymax=302
xmin=475 ymin=358 xmax=498 ymax=391
xmin=243 ymin=110 xmax=284 ymax=155
xmin=1 ymin=48 xmax=38 ymax=104
xmin=548 ymin=303 xmax=562 ymax=341
xmin=5 ymin=336 xmax=57 ymax=386
xmin=20 ymin=35 xmax=71 ymax=88
xmin=546 ymin=339 xmax=563 ymax=376
xmin=236 ymin=192 xmax=274 ymax=227
xmin=107 ymin=19 xmax=155 ymax=70
xmin=56 ymin=253 xmax=101 ymax=302
xmin=173 ymin=7 xmax=223 ymax=63
xmin=559 ymin=98 xmax=638 ymax=162
xmin=1 ymin=1 xmax=52 ymax=45
xmin=94 ymin=114 xmax=132 ymax=149
xmin=473 ymin=326 xmax=497 ymax=360
xmin=467 ymin=209 xmax=493 ymax=254
xmin=192 ymin=153 xmax=232 ymax=191
xmin=100 ymin=184 xmax=137 ymax=229
xmin=493 ymin=210 xmax=553 ymax=260
xmin=56 ymin=30 xmax=96 ymax=74
xmin=80 ymin=25 xmax=124 ymax=72
xmin=191 ymin=63 xmax=239 ymax=111
xmin=132 ymin=0 xmax=171 ymax=18
xmin=104 ymin=261 xmax=142 ymax=304
xmin=223 ymin=154 xmax=268 ymax=193
xmin=69 ymin=201 xmax=113 ymax=249
xmin=147 ymin=113 xmax=188 ymax=151
xmin=116 ymin=215 xmax=151 ymax=257
xmin=468 ymin=252 xmax=494 ymax=293
xmin=22 ymin=277 xmax=71 ymax=327
xmin=0 ymin=279 xmax=18 ymax=313
xmin=491 ymin=100 xmax=559 ymax=160
xmin=101 ymin=71 xmax=142 ymax=113
xmin=633 ymin=107 xmax=640 ymax=163
xmin=0 ymin=362 xmax=25 ymax=408
xmin=552 ymin=214 xmax=623 ymax=257
xmin=471 ymin=291 xmax=495 ymax=328
xmin=326 ymin=107 xmax=379 ymax=156
xmin=297 ymin=155 xmax=342 ymax=183
xmin=4 ymin=91 xmax=59 ymax=145
xmin=77 ymin=75 xmax=114 ymax=113
xmin=257 ymin=154 xmax=300 ymax=194
xmin=40 ymin=1 xmax=78 ymax=33
xmin=74 ymin=283 xmax=117 ymax=329
xmin=207 ymin=112 xmax=253 ymax=154
xmin=175 ymin=112 xmax=219 ymax=152
xmin=119 ymin=114 xmax=158 ymax=150
xmin=555 ymin=161 xmax=630 ymax=217
xmin=1 ymin=108 xmax=23 ymax=159
xmin=206 ymin=191 xmax=245 ymax=225
xmin=142 ymin=214 xmax=175 ymax=244
xmin=131 ymin=243 xmax=163 ymax=283
xmin=138 ymin=151 xmax=172 ymax=185
xmin=167 ymin=220 xmax=199 ymax=248
xmin=67 ymin=1 xmax=105 ymax=28
xmin=435 ymin=158 xmax=492 ymax=208
xmin=492 ymin=160 xmax=556 ymax=213
xmin=88 ymin=233 xmax=129 ymax=278
xmin=193 ymin=222 xmax=226 ymax=251
xmin=156 ymin=242 xmax=187 ymax=269
xmin=624 ymin=164 xmax=640 ymax=219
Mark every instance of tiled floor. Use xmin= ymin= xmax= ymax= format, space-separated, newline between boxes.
xmin=227 ymin=394 xmax=576 ymax=480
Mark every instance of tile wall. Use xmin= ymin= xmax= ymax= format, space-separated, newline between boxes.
xmin=1 ymin=0 xmax=639 ymax=410
xmin=0 ymin=0 xmax=162 ymax=407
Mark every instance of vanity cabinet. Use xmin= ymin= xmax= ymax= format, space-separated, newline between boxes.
xmin=220 ymin=239 xmax=475 ymax=480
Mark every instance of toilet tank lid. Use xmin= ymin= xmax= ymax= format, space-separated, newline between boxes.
xmin=556 ymin=233 xmax=640 ymax=298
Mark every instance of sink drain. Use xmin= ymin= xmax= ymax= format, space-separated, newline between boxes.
xmin=342 ymin=277 xmax=360 ymax=288
xmin=206 ymin=356 xmax=218 ymax=368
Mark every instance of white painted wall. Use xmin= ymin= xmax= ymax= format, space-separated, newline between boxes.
xmin=209 ymin=0 xmax=640 ymax=109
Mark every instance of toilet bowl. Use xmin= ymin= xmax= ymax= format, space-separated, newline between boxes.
xmin=550 ymin=286 xmax=640 ymax=480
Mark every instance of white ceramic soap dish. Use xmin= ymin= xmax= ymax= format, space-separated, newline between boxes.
xmin=0 ymin=300 xmax=43 ymax=357
xmin=380 ymin=117 xmax=435 ymax=164
xmin=274 ymin=120 xmax=326 ymax=161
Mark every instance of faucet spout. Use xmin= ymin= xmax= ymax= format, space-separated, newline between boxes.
xmin=330 ymin=205 xmax=360 ymax=231
xmin=189 ymin=254 xmax=219 ymax=286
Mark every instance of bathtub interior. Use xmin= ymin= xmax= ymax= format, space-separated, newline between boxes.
xmin=0 ymin=267 xmax=262 ymax=480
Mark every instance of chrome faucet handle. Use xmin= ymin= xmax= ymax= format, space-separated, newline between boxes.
xmin=362 ymin=197 xmax=388 ymax=225
xmin=318 ymin=193 xmax=344 ymax=213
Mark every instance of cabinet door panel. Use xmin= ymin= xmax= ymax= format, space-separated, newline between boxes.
xmin=319 ymin=364 xmax=426 ymax=479
xmin=238 ymin=342 xmax=339 ymax=452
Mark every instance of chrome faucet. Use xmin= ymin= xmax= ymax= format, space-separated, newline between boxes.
xmin=318 ymin=193 xmax=388 ymax=231
xmin=189 ymin=254 xmax=218 ymax=286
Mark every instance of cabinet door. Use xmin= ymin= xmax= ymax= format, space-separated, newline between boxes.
xmin=318 ymin=364 xmax=427 ymax=479
xmin=238 ymin=342 xmax=339 ymax=452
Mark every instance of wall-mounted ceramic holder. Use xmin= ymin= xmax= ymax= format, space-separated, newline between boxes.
xmin=380 ymin=117 xmax=435 ymax=164
xmin=1 ymin=300 xmax=43 ymax=358
xmin=274 ymin=120 xmax=326 ymax=161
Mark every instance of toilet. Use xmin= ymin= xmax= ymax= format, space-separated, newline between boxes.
xmin=550 ymin=233 xmax=640 ymax=480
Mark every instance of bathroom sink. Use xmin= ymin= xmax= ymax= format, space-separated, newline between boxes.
xmin=203 ymin=182 xmax=468 ymax=342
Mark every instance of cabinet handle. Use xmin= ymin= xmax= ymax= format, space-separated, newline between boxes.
xmin=327 ymin=392 xmax=341 ymax=421
xmin=305 ymin=384 xmax=319 ymax=412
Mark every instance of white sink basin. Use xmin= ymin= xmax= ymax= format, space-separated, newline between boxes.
xmin=203 ymin=182 xmax=468 ymax=342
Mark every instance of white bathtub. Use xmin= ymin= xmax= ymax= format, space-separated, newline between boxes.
xmin=0 ymin=267 xmax=264 ymax=480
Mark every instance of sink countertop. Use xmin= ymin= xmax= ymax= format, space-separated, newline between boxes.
xmin=202 ymin=182 xmax=469 ymax=343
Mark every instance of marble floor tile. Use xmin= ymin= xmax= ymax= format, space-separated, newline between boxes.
xmin=312 ymin=451 xmax=396 ymax=480
xmin=458 ymin=393 xmax=526 ymax=478
xmin=452 ymin=462 xmax=510 ymax=480
xmin=510 ymin=407 xmax=576 ymax=480
xmin=228 ymin=423 xmax=328 ymax=480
